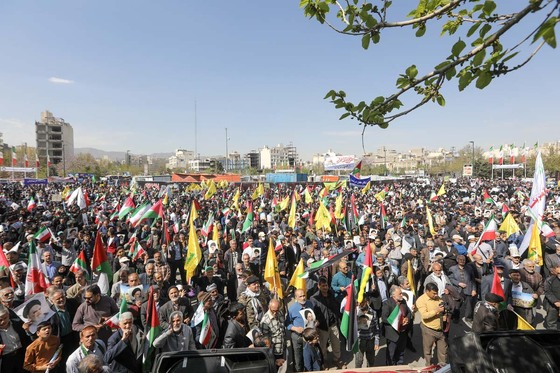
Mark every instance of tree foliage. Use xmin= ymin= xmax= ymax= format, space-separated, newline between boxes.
xmin=300 ymin=0 xmax=559 ymax=135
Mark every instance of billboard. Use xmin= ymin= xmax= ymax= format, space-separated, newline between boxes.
xmin=323 ymin=155 xmax=356 ymax=171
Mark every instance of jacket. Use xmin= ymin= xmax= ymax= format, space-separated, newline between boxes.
xmin=105 ymin=327 xmax=145 ymax=373
xmin=382 ymin=297 xmax=412 ymax=343
xmin=223 ymin=319 xmax=251 ymax=348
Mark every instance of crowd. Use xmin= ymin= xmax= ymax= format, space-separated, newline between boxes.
xmin=0 ymin=176 xmax=559 ymax=372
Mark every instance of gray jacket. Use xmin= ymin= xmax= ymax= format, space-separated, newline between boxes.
xmin=153 ymin=324 xmax=196 ymax=352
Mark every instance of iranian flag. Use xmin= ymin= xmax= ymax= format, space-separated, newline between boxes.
xmin=24 ymin=154 xmax=29 ymax=168
xmin=143 ymin=287 xmax=162 ymax=372
xmin=128 ymin=203 xmax=150 ymax=227
xmin=27 ymin=197 xmax=37 ymax=212
xmin=70 ymin=250 xmax=90 ymax=279
xmin=105 ymin=296 xmax=129 ymax=329
xmin=470 ymin=215 xmax=497 ymax=255
xmin=118 ymin=196 xmax=136 ymax=219
xmin=91 ymin=231 xmax=112 ymax=279
xmin=130 ymin=241 xmax=146 ymax=261
xmin=24 ymin=241 xmax=49 ymax=295
xmin=430 ymin=191 xmax=438 ymax=201
xmin=173 ymin=219 xmax=180 ymax=234
xmin=11 ymin=147 xmax=17 ymax=166
xmin=387 ymin=303 xmax=404 ymax=332
xmin=340 ymin=277 xmax=358 ymax=352
xmin=201 ymin=212 xmax=214 ymax=237
xmin=34 ymin=226 xmax=52 ymax=243
xmin=488 ymin=146 xmax=494 ymax=164
xmin=499 ymin=145 xmax=504 ymax=165
xmin=35 ymin=154 xmax=39 ymax=168
xmin=241 ymin=201 xmax=253 ymax=233
xmin=0 ymin=151 xmax=3 ymax=166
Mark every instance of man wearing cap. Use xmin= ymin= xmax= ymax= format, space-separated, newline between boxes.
xmin=451 ymin=234 xmax=468 ymax=256
xmin=544 ymin=262 xmax=560 ymax=330
xmin=195 ymin=265 xmax=225 ymax=295
xmin=448 ymin=255 xmax=477 ymax=325
xmin=159 ymin=285 xmax=194 ymax=330
xmin=472 ymin=292 xmax=504 ymax=333
xmin=106 ymin=312 xmax=144 ymax=373
xmin=481 ymin=260 xmax=512 ymax=304
xmin=238 ymin=275 xmax=269 ymax=330
xmin=509 ymin=268 xmax=537 ymax=325
xmin=504 ymin=245 xmax=523 ymax=272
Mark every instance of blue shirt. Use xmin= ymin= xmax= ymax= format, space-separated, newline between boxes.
xmin=285 ymin=300 xmax=314 ymax=331
xmin=331 ymin=271 xmax=352 ymax=296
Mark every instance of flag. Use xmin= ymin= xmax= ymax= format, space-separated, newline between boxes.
xmin=288 ymin=194 xmax=297 ymax=229
xmin=357 ymin=243 xmax=373 ymax=303
xmin=351 ymin=194 xmax=359 ymax=225
xmin=502 ymin=204 xmax=509 ymax=214
xmin=204 ymin=180 xmax=217 ymax=200
xmin=24 ymin=153 xmax=29 ymax=168
xmin=499 ymin=145 xmax=504 ymax=165
xmin=61 ymin=186 xmax=71 ymax=200
xmin=334 ymin=193 xmax=344 ymax=220
xmin=24 ymin=241 xmax=49 ymax=295
xmin=0 ymin=151 xmax=3 ymax=166
xmin=279 ymin=196 xmax=290 ymax=211
xmin=340 ymin=276 xmax=358 ymax=352
xmin=201 ymin=213 xmax=214 ymax=237
xmin=380 ymin=203 xmax=387 ymax=229
xmin=400 ymin=217 xmax=407 ymax=228
xmin=527 ymin=222 xmax=543 ymax=266
xmin=130 ymin=241 xmax=146 ymax=261
xmin=304 ymin=187 xmax=313 ymax=204
xmin=232 ymin=188 xmax=240 ymax=211
xmin=140 ymin=200 xmax=165 ymax=224
xmin=27 ymin=197 xmax=37 ymax=212
xmin=212 ymin=224 xmax=220 ymax=249
xmin=241 ymin=201 xmax=254 ymax=233
xmin=105 ymin=297 xmax=129 ymax=329
xmin=184 ymin=212 xmax=202 ymax=281
xmin=509 ymin=144 xmax=515 ymax=164
xmin=470 ymin=216 xmax=498 ymax=255
xmin=314 ymin=200 xmax=331 ymax=231
xmin=118 ymin=196 xmax=136 ymax=219
xmin=129 ymin=203 xmax=151 ymax=227
xmin=483 ymin=190 xmax=495 ymax=204
xmin=499 ymin=213 xmax=520 ymax=238
xmin=521 ymin=144 xmax=527 ymax=164
xmin=197 ymin=304 xmax=217 ymax=348
xmin=33 ymin=226 xmax=52 ymax=243
xmin=264 ymin=238 xmax=283 ymax=298
xmin=70 ymin=250 xmax=90 ymax=279
xmin=143 ymin=287 xmax=162 ymax=372
xmin=387 ymin=303 xmax=404 ymax=332
xmin=520 ymin=152 xmax=547 ymax=256
xmin=0 ymin=248 xmax=9 ymax=273
xmin=488 ymin=146 xmax=494 ymax=164
xmin=407 ymin=260 xmax=416 ymax=296
xmin=351 ymin=160 xmax=362 ymax=178
xmin=426 ymin=206 xmax=436 ymax=236
xmin=92 ymin=230 xmax=112 ymax=279
xmin=430 ymin=191 xmax=437 ymax=202
xmin=47 ymin=155 xmax=51 ymax=167
xmin=289 ymin=259 xmax=306 ymax=291
xmin=11 ymin=147 xmax=17 ymax=166
xmin=361 ymin=181 xmax=371 ymax=195
xmin=437 ymin=183 xmax=445 ymax=196
xmin=490 ymin=269 xmax=506 ymax=311
xmin=516 ymin=312 xmax=535 ymax=331
xmin=374 ymin=188 xmax=387 ymax=201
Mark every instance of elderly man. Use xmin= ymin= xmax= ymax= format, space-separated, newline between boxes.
xmin=519 ymin=259 xmax=544 ymax=297
xmin=260 ymin=299 xmax=286 ymax=369
xmin=238 ymin=275 xmax=269 ymax=329
xmin=106 ymin=312 xmax=144 ymax=373
xmin=424 ymin=262 xmax=452 ymax=297
xmin=331 ymin=261 xmax=352 ymax=302
xmin=285 ymin=289 xmax=316 ymax=372
xmin=472 ymin=293 xmax=504 ymax=333
xmin=72 ymin=285 xmax=119 ymax=343
xmin=0 ymin=304 xmax=30 ymax=373
xmin=509 ymin=268 xmax=537 ymax=325
xmin=544 ymin=262 xmax=560 ymax=330
xmin=382 ymin=285 xmax=412 ymax=366
xmin=158 ymin=285 xmax=194 ymax=330
xmin=139 ymin=262 xmax=155 ymax=286
xmin=67 ymin=325 xmax=108 ymax=373
xmin=153 ymin=310 xmax=196 ymax=352
xmin=66 ymin=269 xmax=88 ymax=301
xmin=448 ymin=255 xmax=477 ymax=325
xmin=49 ymin=288 xmax=79 ymax=361
xmin=153 ymin=251 xmax=171 ymax=282
xmin=312 ymin=276 xmax=343 ymax=369
xmin=41 ymin=251 xmax=61 ymax=281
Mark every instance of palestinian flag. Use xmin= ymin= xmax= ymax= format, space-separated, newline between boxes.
xmin=490 ymin=269 xmax=507 ymax=311
xmin=340 ymin=277 xmax=358 ymax=352
xmin=241 ymin=201 xmax=253 ymax=233
xmin=143 ymin=287 xmax=162 ymax=372
xmin=118 ymin=196 xmax=136 ymax=219
xmin=70 ymin=250 xmax=90 ymax=279
xmin=357 ymin=243 xmax=373 ymax=303
xmin=130 ymin=241 xmax=146 ymax=261
xmin=0 ymin=248 xmax=10 ymax=273
xmin=34 ymin=226 xmax=52 ymax=243
xmin=303 ymin=249 xmax=357 ymax=277
xmin=483 ymin=190 xmax=495 ymax=204
xmin=380 ymin=203 xmax=387 ymax=229
xmin=502 ymin=204 xmax=509 ymax=214
xmin=24 ymin=241 xmax=49 ymax=295
xmin=137 ymin=200 xmax=164 ymax=227
xmin=351 ymin=194 xmax=359 ymax=225
xmin=91 ymin=230 xmax=112 ymax=279
xmin=109 ymin=202 xmax=121 ymax=220
xmin=201 ymin=212 xmax=214 ymax=237
xmin=351 ymin=160 xmax=362 ymax=178
xmin=387 ymin=303 xmax=404 ymax=332
xmin=27 ymin=197 xmax=37 ymax=212
xmin=105 ymin=296 xmax=128 ymax=329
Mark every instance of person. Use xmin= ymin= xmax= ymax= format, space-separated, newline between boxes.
xmin=355 ymin=298 xmax=380 ymax=368
xmin=416 ymin=282 xmax=448 ymax=366
xmin=238 ymin=275 xmax=268 ymax=329
xmin=72 ymin=284 xmax=119 ymax=343
xmin=153 ymin=310 xmax=196 ymax=352
xmin=260 ymin=299 xmax=286 ymax=369
xmin=49 ymin=289 xmax=79 ymax=362
xmin=382 ymin=285 xmax=411 ymax=366
xmin=192 ymin=291 xmax=220 ymax=349
xmin=67 ymin=326 xmax=108 ymax=373
xmin=331 ymin=262 xmax=352 ymax=302
xmin=311 ymin=276 xmax=342 ymax=369
xmin=0 ymin=304 xmax=30 ymax=373
xmin=472 ymin=292 xmax=504 ymax=333
xmin=66 ymin=269 xmax=88 ymax=301
xmin=158 ymin=285 xmax=194 ymax=330
xmin=105 ymin=312 xmax=144 ymax=373
xmin=481 ymin=260 xmax=512 ymax=303
xmin=23 ymin=320 xmax=62 ymax=373
xmin=509 ymin=268 xmax=537 ymax=326
xmin=77 ymin=354 xmax=109 ymax=373
xmin=544 ymin=262 xmax=560 ymax=330
xmin=23 ymin=299 xmax=44 ymax=323
xmin=285 ymin=289 xmax=315 ymax=372
xmin=223 ymin=302 xmax=252 ymax=348
xmin=167 ymin=233 xmax=186 ymax=285
xmin=448 ymin=255 xmax=476 ymax=325
xmin=423 ymin=262 xmax=452 ymax=297
xmin=302 ymin=327 xmax=322 ymax=371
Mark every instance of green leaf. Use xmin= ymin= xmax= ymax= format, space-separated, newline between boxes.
xmin=479 ymin=24 xmax=492 ymax=38
xmin=467 ymin=23 xmax=481 ymax=37
xmin=533 ymin=17 xmax=558 ymax=48
xmin=378 ymin=122 xmax=389 ymax=129
xmin=472 ymin=49 xmax=486 ymax=66
xmin=476 ymin=71 xmax=492 ymax=89
xmin=339 ymin=113 xmax=351 ymax=120
xmin=452 ymin=39 xmax=466 ymax=57
xmin=416 ymin=25 xmax=426 ymax=37
xmin=482 ymin=1 xmax=496 ymax=17
xmin=445 ymin=66 xmax=456 ymax=81
xmin=435 ymin=61 xmax=451 ymax=70
xmin=324 ymin=90 xmax=336 ymax=99
xmin=458 ymin=71 xmax=473 ymax=91
xmin=362 ymin=33 xmax=371 ymax=49
xmin=299 ymin=0 xmax=309 ymax=8
xmin=405 ymin=65 xmax=418 ymax=79
xmin=436 ymin=95 xmax=446 ymax=107
xmin=372 ymin=32 xmax=380 ymax=44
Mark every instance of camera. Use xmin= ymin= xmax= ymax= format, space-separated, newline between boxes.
xmin=439 ymin=301 xmax=452 ymax=314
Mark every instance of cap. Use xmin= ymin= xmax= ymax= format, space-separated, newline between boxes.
xmin=246 ymin=275 xmax=259 ymax=285
xmin=206 ymin=283 xmax=217 ymax=292
xmin=258 ymin=231 xmax=266 ymax=237
xmin=485 ymin=292 xmax=504 ymax=303
xmin=36 ymin=320 xmax=52 ymax=330
xmin=509 ymin=244 xmax=520 ymax=257
xmin=467 ymin=235 xmax=476 ymax=240
xmin=493 ymin=259 xmax=505 ymax=268
xmin=205 ymin=266 xmax=214 ymax=272
xmin=119 ymin=256 xmax=130 ymax=263
xmin=452 ymin=234 xmax=463 ymax=241
xmin=509 ymin=268 xmax=520 ymax=275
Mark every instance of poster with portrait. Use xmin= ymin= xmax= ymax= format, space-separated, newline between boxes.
xmin=299 ymin=308 xmax=316 ymax=329
xmin=14 ymin=293 xmax=55 ymax=334
xmin=119 ymin=284 xmax=148 ymax=303
xmin=357 ymin=313 xmax=373 ymax=331
xmin=401 ymin=289 xmax=415 ymax=311
xmin=512 ymin=291 xmax=536 ymax=308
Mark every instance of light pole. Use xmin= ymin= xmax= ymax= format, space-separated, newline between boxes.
xmin=225 ymin=128 xmax=229 ymax=172
xmin=469 ymin=141 xmax=475 ymax=177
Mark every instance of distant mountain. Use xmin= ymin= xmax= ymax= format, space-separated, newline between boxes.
xmin=75 ymin=148 xmax=173 ymax=161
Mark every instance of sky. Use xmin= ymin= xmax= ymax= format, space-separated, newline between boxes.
xmin=0 ymin=1 xmax=558 ymax=162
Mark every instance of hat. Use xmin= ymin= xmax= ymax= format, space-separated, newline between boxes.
xmin=258 ymin=231 xmax=266 ymax=237
xmin=206 ymin=283 xmax=217 ymax=292
xmin=509 ymin=244 xmax=520 ymax=257
xmin=36 ymin=320 xmax=52 ymax=331
xmin=433 ymin=249 xmax=446 ymax=258
xmin=493 ymin=259 xmax=505 ymax=268
xmin=485 ymin=292 xmax=504 ymax=303
xmin=205 ymin=266 xmax=214 ymax=272
xmin=12 ymin=263 xmax=25 ymax=272
xmin=467 ymin=235 xmax=476 ymax=241
xmin=452 ymin=234 xmax=463 ymax=241
xmin=197 ymin=291 xmax=212 ymax=304
xmin=278 ymin=235 xmax=285 ymax=240
xmin=119 ymin=256 xmax=130 ymax=263
xmin=509 ymin=268 xmax=520 ymax=275
xmin=246 ymin=275 xmax=259 ymax=285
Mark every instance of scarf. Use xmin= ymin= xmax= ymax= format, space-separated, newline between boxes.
xmin=243 ymin=288 xmax=263 ymax=322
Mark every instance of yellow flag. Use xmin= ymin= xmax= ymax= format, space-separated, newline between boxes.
xmin=184 ymin=217 xmax=202 ymax=281
xmin=362 ymin=181 xmax=371 ymax=195
xmin=374 ymin=188 xmax=385 ymax=200
xmin=204 ymin=179 xmax=217 ymax=200
xmin=499 ymin=213 xmax=521 ymax=237
xmin=251 ymin=187 xmax=259 ymax=200
xmin=304 ymin=187 xmax=313 ymax=204
xmin=516 ymin=313 xmax=535 ymax=330
xmin=437 ymin=183 xmax=446 ymax=196
xmin=334 ymin=193 xmax=344 ymax=219
xmin=528 ymin=222 xmax=543 ymax=266
xmin=62 ymin=186 xmax=71 ymax=199
xmin=407 ymin=260 xmax=416 ymax=296
xmin=264 ymin=238 xmax=283 ymax=299
xmin=288 ymin=194 xmax=297 ymax=229
xmin=189 ymin=200 xmax=198 ymax=223
xmin=257 ymin=183 xmax=265 ymax=197
xmin=426 ymin=206 xmax=437 ymax=236
xmin=319 ymin=187 xmax=329 ymax=198
xmin=212 ymin=224 xmax=220 ymax=249
xmin=289 ymin=258 xmax=306 ymax=291
xmin=279 ymin=196 xmax=290 ymax=211
xmin=315 ymin=201 xmax=331 ymax=231
xmin=232 ymin=188 xmax=240 ymax=211
xmin=294 ymin=189 xmax=301 ymax=202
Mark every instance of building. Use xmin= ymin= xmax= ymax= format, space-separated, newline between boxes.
xmin=245 ymin=150 xmax=260 ymax=169
xmin=35 ymin=111 xmax=74 ymax=168
xmin=259 ymin=142 xmax=299 ymax=170
xmin=166 ymin=149 xmax=195 ymax=170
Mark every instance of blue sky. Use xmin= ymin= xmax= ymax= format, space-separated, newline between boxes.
xmin=1 ymin=1 xmax=558 ymax=161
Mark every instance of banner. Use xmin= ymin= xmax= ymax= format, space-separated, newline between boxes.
xmin=492 ymin=164 xmax=524 ymax=170
xmin=1 ymin=167 xmax=37 ymax=172
xmin=24 ymin=178 xmax=48 ymax=186
xmin=349 ymin=174 xmax=371 ymax=188
xmin=324 ymin=155 xmax=357 ymax=171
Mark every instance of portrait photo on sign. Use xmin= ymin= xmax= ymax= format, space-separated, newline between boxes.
xmin=299 ymin=308 xmax=316 ymax=329
xmin=14 ymin=293 xmax=55 ymax=334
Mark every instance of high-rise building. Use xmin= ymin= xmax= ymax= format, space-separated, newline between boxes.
xmin=35 ymin=111 xmax=74 ymax=168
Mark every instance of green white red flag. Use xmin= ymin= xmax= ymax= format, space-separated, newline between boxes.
xmin=24 ymin=240 xmax=50 ymax=295
xmin=33 ymin=226 xmax=52 ymax=243
xmin=70 ymin=250 xmax=90 ymax=279
xmin=241 ymin=201 xmax=253 ymax=233
xmin=118 ymin=196 xmax=136 ymax=219
xmin=387 ymin=303 xmax=404 ymax=332
xmin=27 ymin=197 xmax=36 ymax=212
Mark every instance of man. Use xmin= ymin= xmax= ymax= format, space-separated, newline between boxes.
xmin=195 ymin=266 xmax=225 ymax=295
xmin=223 ymin=302 xmax=251 ymax=348
xmin=238 ymin=275 xmax=269 ymax=330
xmin=472 ymin=293 xmax=504 ymax=333
xmin=138 ymin=262 xmax=155 ymax=286
xmin=72 ymin=285 xmax=119 ymax=343
xmin=416 ymin=282 xmax=448 ymax=367
xmin=66 ymin=269 xmax=88 ymax=301
xmin=105 ymin=312 xmax=144 ymax=373
xmin=167 ymin=233 xmax=186 ymax=285
xmin=67 ymin=325 xmax=108 ymax=373
xmin=448 ymin=255 xmax=476 ymax=325
xmin=509 ymin=268 xmax=537 ymax=325
xmin=466 ymin=253 xmax=491 ymax=299
xmin=382 ymin=285 xmax=412 ymax=366
xmin=312 ymin=276 xmax=342 ymax=369
xmin=519 ymin=259 xmax=544 ymax=297
xmin=41 ymin=251 xmax=61 ymax=281
xmin=424 ymin=262 xmax=452 ymax=297
xmin=331 ymin=261 xmax=352 ymax=302
xmin=544 ymin=262 xmax=560 ymax=330
xmin=545 ymin=243 xmax=560 ymax=275
xmin=260 ymin=299 xmax=286 ymax=369
xmin=153 ymin=310 xmax=196 ymax=352
xmin=481 ymin=260 xmax=512 ymax=303
xmin=285 ymin=289 xmax=315 ymax=372
xmin=153 ymin=251 xmax=171 ymax=282
xmin=504 ymin=245 xmax=523 ymax=272
xmin=110 ymin=269 xmax=130 ymax=303
xmin=158 ymin=285 xmax=194 ymax=330
xmin=0 ymin=304 xmax=30 ymax=373
xmin=49 ymin=288 xmax=79 ymax=362
xmin=420 ymin=241 xmax=437 ymax=274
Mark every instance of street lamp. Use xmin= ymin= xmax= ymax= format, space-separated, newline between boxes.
xmin=225 ymin=128 xmax=230 ymax=172
xmin=469 ymin=141 xmax=475 ymax=177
